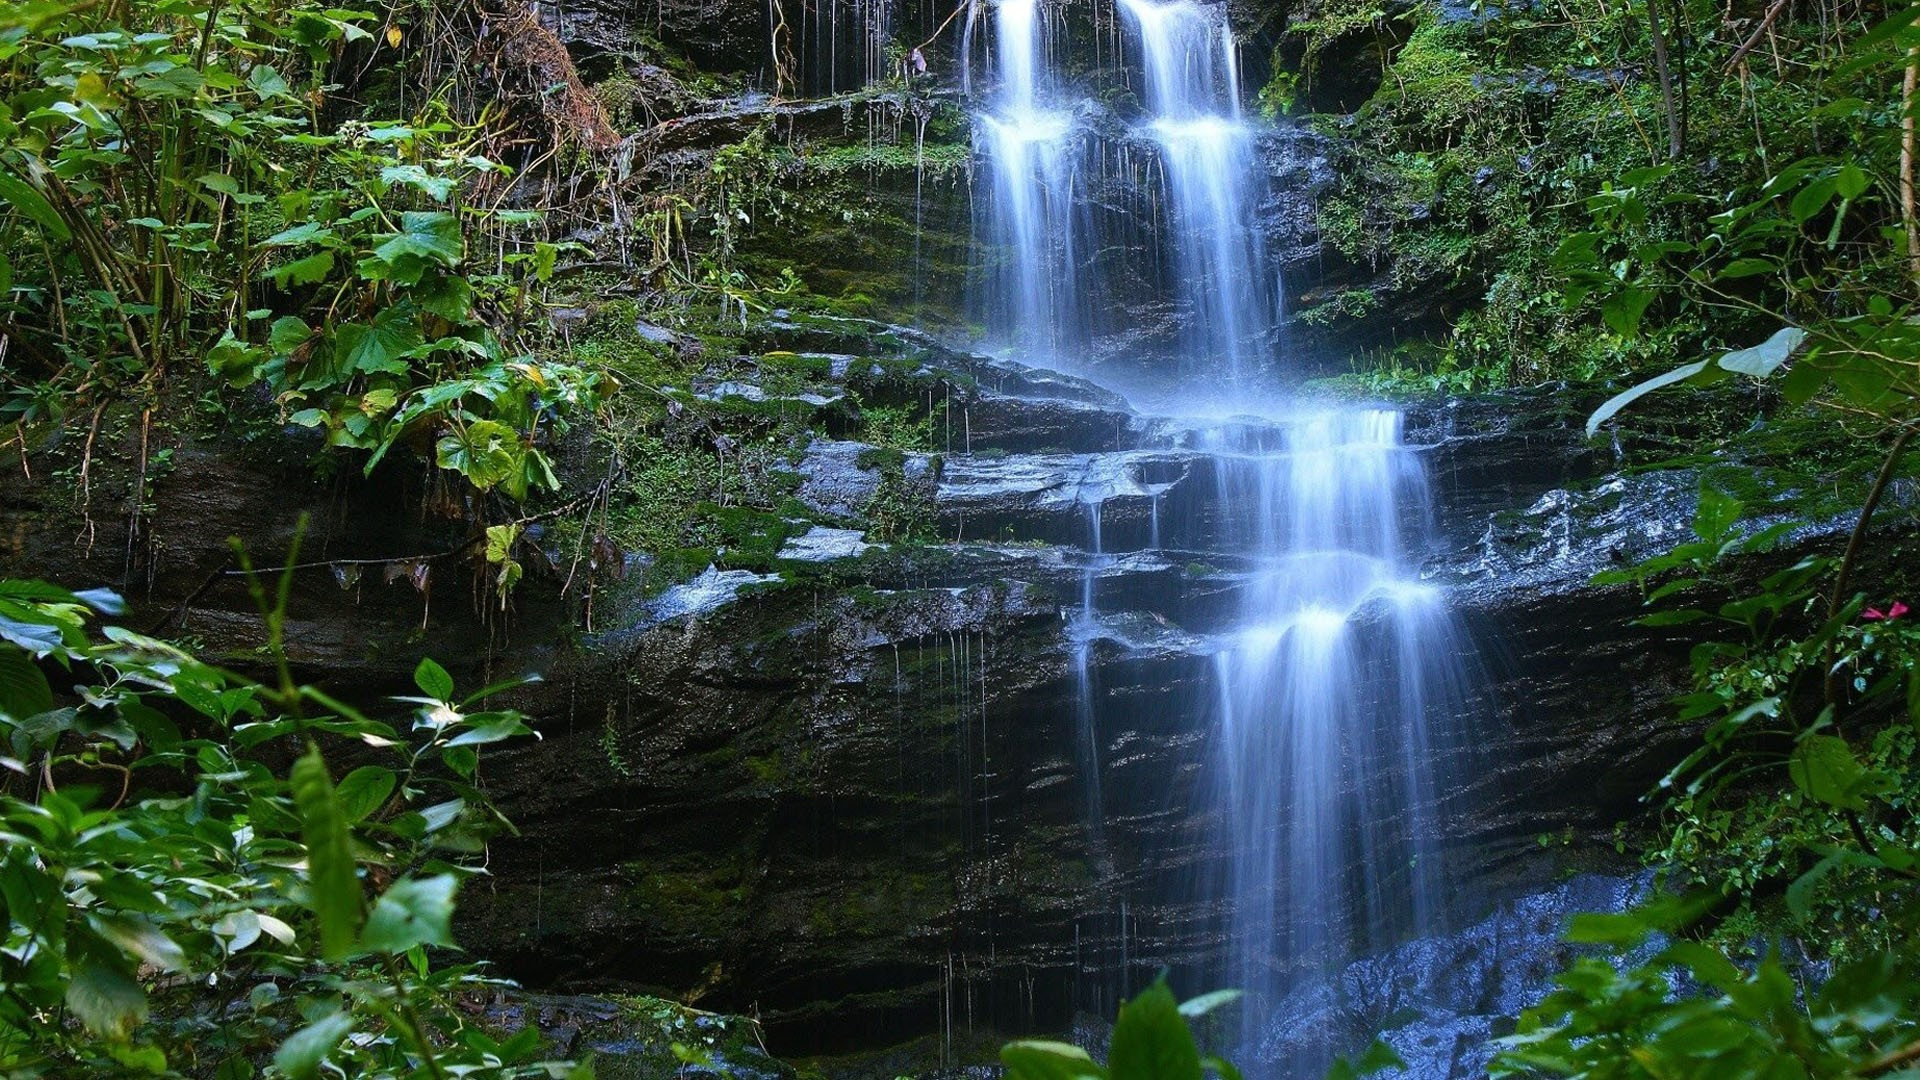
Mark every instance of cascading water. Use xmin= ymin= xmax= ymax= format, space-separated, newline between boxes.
xmin=963 ymin=0 xmax=1475 ymax=1073
xmin=1201 ymin=411 xmax=1461 ymax=1073
xmin=968 ymin=0 xmax=1084 ymax=356
xmin=1117 ymin=0 xmax=1271 ymax=375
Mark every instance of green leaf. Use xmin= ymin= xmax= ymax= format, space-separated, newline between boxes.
xmin=1692 ymin=486 xmax=1743 ymax=544
xmin=1585 ymin=359 xmax=1710 ymax=437
xmin=0 ymin=165 xmax=71 ymax=242
xmin=1326 ymin=1040 xmax=1407 ymax=1079
xmin=444 ymin=711 xmax=534 ymax=747
xmin=380 ymin=164 xmax=456 ymax=202
xmin=90 ymin=914 xmax=188 ymax=971
xmin=1108 ymin=981 xmax=1201 ymax=1080
xmin=1001 ymin=1040 xmax=1107 ymax=1080
xmin=1716 ymin=326 xmax=1807 ymax=378
xmin=65 ymin=959 xmax=148 ymax=1038
xmin=335 ymin=307 xmax=423 ymax=376
xmin=270 ymin=316 xmax=315 ymax=353
xmin=359 ymin=874 xmax=457 ymax=954
xmin=1717 ymin=257 xmax=1777 ymax=279
xmin=264 ymin=250 xmax=335 ymax=288
xmin=261 ymin=221 xmax=333 ymax=248
xmin=435 ymin=420 xmax=518 ymax=489
xmin=274 ymin=1011 xmax=354 ymax=1080
xmin=414 ymin=272 xmax=473 ymax=321
xmin=106 ymin=1042 xmax=167 ymax=1074
xmin=1790 ymin=175 xmax=1838 ymax=222
xmin=373 ymin=210 xmax=462 ymax=268
xmin=1601 ymin=286 xmax=1654 ymax=339
xmin=0 ymin=646 xmax=54 ymax=718
xmin=485 ymin=524 xmax=522 ymax=565
xmin=1785 ymin=848 xmax=1877 ymax=920
xmin=290 ymin=745 xmax=363 ymax=958
xmin=1789 ymin=735 xmax=1870 ymax=811
xmin=335 ymin=765 xmax=396 ymax=823
xmin=1835 ymin=163 xmax=1869 ymax=200
xmin=414 ymin=657 xmax=454 ymax=700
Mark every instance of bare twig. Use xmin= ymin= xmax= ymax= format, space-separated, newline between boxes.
xmin=1723 ymin=0 xmax=1788 ymax=72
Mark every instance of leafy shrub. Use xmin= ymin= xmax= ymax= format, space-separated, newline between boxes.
xmin=0 ymin=567 xmax=578 ymax=1077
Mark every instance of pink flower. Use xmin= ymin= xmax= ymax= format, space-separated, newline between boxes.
xmin=1863 ymin=601 xmax=1910 ymax=621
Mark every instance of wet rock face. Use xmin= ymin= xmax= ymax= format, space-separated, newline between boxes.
xmin=1 ymin=328 xmax=1848 ymax=1068
xmin=1249 ymin=873 xmax=1655 ymax=1076
xmin=451 ymin=331 xmax=1806 ymax=1059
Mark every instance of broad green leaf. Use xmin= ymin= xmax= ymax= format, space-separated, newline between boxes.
xmin=485 ymin=524 xmax=522 ymax=565
xmin=91 ymin=914 xmax=187 ymax=971
xmin=213 ymin=910 xmax=263 ymax=952
xmin=65 ymin=959 xmax=147 ymax=1038
xmin=0 ymin=646 xmax=54 ymax=718
xmin=1692 ymin=486 xmax=1743 ymax=543
xmin=335 ymin=307 xmax=422 ymax=375
xmin=290 ymin=745 xmax=362 ymax=958
xmin=335 ymin=765 xmax=396 ymax=823
xmin=1790 ymin=175 xmax=1838 ymax=222
xmin=1108 ymin=981 xmax=1201 ymax=1080
xmin=105 ymin=1042 xmax=167 ymax=1074
xmin=0 ymin=165 xmax=70 ymax=241
xmin=414 ymin=657 xmax=454 ymax=700
xmin=274 ymin=1011 xmax=354 ymax=1080
xmin=260 ymin=221 xmax=332 ymax=248
xmin=1789 ymin=735 xmax=1870 ymax=811
xmin=270 ymin=316 xmax=315 ymax=353
xmin=1835 ymin=163 xmax=1869 ymax=200
xmin=1601 ymin=286 xmax=1653 ymax=339
xmin=380 ymin=164 xmax=456 ymax=201
xmin=373 ymin=210 xmax=461 ymax=268
xmin=1326 ymin=1040 xmax=1407 ymax=1079
xmin=444 ymin=711 xmax=533 ymax=746
xmin=1786 ymin=848 xmax=1878 ymax=919
xmin=435 ymin=420 xmax=518 ymax=488
xmin=359 ymin=873 xmax=457 ymax=954
xmin=414 ymin=271 xmax=473 ymax=320
xmin=1716 ymin=326 xmax=1806 ymax=377
xmin=264 ymin=250 xmax=335 ymax=288
xmin=1567 ymin=911 xmax=1653 ymax=946
xmin=0 ymin=613 xmax=66 ymax=653
xmin=1002 ymin=1040 xmax=1107 ymax=1080
xmin=1585 ymin=359 xmax=1709 ymax=437
xmin=1717 ymin=257 xmax=1777 ymax=279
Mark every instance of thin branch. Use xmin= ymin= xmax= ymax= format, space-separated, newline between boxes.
xmin=1723 ymin=0 xmax=1788 ymax=72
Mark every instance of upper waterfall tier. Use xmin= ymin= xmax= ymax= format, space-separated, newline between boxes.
xmin=967 ymin=0 xmax=1277 ymax=376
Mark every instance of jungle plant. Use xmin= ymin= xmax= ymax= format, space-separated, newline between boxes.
xmin=0 ymin=0 xmax=610 ymax=502
xmin=1000 ymin=980 xmax=1403 ymax=1080
xmin=0 ymin=556 xmax=578 ymax=1076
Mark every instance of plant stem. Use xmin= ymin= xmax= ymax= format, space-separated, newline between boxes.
xmin=1904 ymin=46 xmax=1920 ymax=293
xmin=1827 ymin=426 xmax=1916 ymax=623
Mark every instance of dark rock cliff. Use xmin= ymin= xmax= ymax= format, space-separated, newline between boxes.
xmin=2 ymin=316 xmax=1878 ymax=1068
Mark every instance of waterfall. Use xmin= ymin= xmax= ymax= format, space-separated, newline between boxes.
xmin=963 ymin=0 xmax=1473 ymax=1073
xmin=1201 ymin=411 xmax=1456 ymax=1072
xmin=1118 ymin=0 xmax=1271 ymax=377
xmin=969 ymin=0 xmax=1084 ymax=357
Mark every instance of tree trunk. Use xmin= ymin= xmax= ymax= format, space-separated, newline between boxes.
xmin=1647 ymin=0 xmax=1684 ymax=159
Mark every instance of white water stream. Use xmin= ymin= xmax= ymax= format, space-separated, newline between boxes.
xmin=966 ymin=1 xmax=1472 ymax=1069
